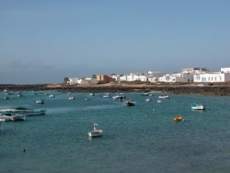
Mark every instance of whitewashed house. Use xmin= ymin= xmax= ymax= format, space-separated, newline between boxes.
xmin=221 ymin=67 xmax=230 ymax=73
xmin=158 ymin=73 xmax=193 ymax=83
xmin=119 ymin=73 xmax=147 ymax=82
xmin=147 ymin=76 xmax=158 ymax=83
xmin=65 ymin=77 xmax=98 ymax=85
xmin=111 ymin=74 xmax=120 ymax=81
xmin=146 ymin=71 xmax=163 ymax=83
xmin=65 ymin=77 xmax=81 ymax=85
xmin=194 ymin=67 xmax=230 ymax=83
xmin=194 ymin=72 xmax=230 ymax=83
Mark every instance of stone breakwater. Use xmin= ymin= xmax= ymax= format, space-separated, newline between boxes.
xmin=0 ymin=83 xmax=230 ymax=96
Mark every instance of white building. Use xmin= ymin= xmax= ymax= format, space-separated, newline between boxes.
xmin=119 ymin=73 xmax=147 ymax=82
xmin=221 ymin=67 xmax=230 ymax=73
xmin=111 ymin=74 xmax=120 ymax=81
xmin=65 ymin=77 xmax=98 ymax=85
xmin=147 ymin=76 xmax=158 ymax=83
xmin=194 ymin=72 xmax=230 ymax=83
xmin=65 ymin=77 xmax=81 ymax=85
xmin=158 ymin=73 xmax=193 ymax=83
xmin=182 ymin=67 xmax=208 ymax=74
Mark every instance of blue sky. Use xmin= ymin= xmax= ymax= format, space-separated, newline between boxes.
xmin=0 ymin=0 xmax=230 ymax=83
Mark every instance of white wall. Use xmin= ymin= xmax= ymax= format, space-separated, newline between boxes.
xmin=67 ymin=78 xmax=80 ymax=85
xmin=221 ymin=67 xmax=230 ymax=73
xmin=158 ymin=73 xmax=193 ymax=83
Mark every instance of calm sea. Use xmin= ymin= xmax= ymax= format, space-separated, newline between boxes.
xmin=1 ymin=91 xmax=230 ymax=173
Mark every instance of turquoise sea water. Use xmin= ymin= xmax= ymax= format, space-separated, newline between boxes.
xmin=1 ymin=91 xmax=230 ymax=173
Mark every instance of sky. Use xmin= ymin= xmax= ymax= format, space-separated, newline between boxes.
xmin=0 ymin=0 xmax=230 ymax=84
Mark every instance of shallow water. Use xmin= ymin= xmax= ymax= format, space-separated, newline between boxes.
xmin=0 ymin=91 xmax=230 ymax=173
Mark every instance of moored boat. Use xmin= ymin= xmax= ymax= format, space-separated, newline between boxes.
xmin=174 ymin=115 xmax=184 ymax=122
xmin=158 ymin=95 xmax=169 ymax=99
xmin=11 ymin=114 xmax=26 ymax=121
xmin=125 ymin=100 xmax=136 ymax=106
xmin=191 ymin=104 xmax=205 ymax=111
xmin=3 ymin=89 xmax=8 ymax=93
xmin=0 ymin=114 xmax=26 ymax=122
xmin=68 ymin=96 xmax=75 ymax=100
xmin=88 ymin=123 xmax=103 ymax=138
xmin=35 ymin=99 xmax=45 ymax=104
xmin=0 ymin=107 xmax=46 ymax=116
xmin=103 ymin=93 xmax=110 ymax=98
xmin=145 ymin=98 xmax=151 ymax=102
xmin=89 ymin=93 xmax=95 ymax=96
xmin=157 ymin=99 xmax=162 ymax=103
xmin=48 ymin=94 xmax=55 ymax=98
xmin=112 ymin=95 xmax=121 ymax=100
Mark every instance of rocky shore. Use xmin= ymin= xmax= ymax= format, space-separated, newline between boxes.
xmin=1 ymin=83 xmax=230 ymax=96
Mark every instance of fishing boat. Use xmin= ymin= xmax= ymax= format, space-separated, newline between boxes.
xmin=48 ymin=94 xmax=55 ymax=98
xmin=89 ymin=93 xmax=95 ymax=96
xmin=112 ymin=95 xmax=126 ymax=101
xmin=10 ymin=114 xmax=26 ymax=121
xmin=145 ymin=98 xmax=151 ymax=102
xmin=68 ymin=96 xmax=75 ymax=100
xmin=0 ymin=114 xmax=26 ymax=122
xmin=142 ymin=92 xmax=150 ymax=96
xmin=158 ymin=95 xmax=169 ymax=99
xmin=0 ymin=107 xmax=46 ymax=116
xmin=88 ymin=123 xmax=103 ymax=138
xmin=3 ymin=89 xmax=8 ymax=93
xmin=125 ymin=100 xmax=136 ymax=106
xmin=17 ymin=93 xmax=22 ymax=97
xmin=157 ymin=99 xmax=162 ymax=103
xmin=112 ymin=95 xmax=121 ymax=100
xmin=35 ymin=99 xmax=44 ymax=104
xmin=0 ymin=118 xmax=6 ymax=122
xmin=191 ymin=104 xmax=205 ymax=111
xmin=174 ymin=115 xmax=184 ymax=122
xmin=103 ymin=93 xmax=110 ymax=98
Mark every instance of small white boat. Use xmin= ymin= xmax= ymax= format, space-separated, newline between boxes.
xmin=0 ymin=114 xmax=26 ymax=122
xmin=158 ymin=95 xmax=169 ymax=99
xmin=0 ymin=118 xmax=6 ymax=122
xmin=89 ymin=93 xmax=95 ymax=96
xmin=191 ymin=104 xmax=205 ymax=111
xmin=48 ymin=94 xmax=55 ymax=98
xmin=103 ymin=93 xmax=110 ymax=98
xmin=0 ymin=107 xmax=46 ymax=116
xmin=112 ymin=95 xmax=126 ymax=100
xmin=88 ymin=123 xmax=103 ymax=138
xmin=157 ymin=99 xmax=162 ymax=103
xmin=145 ymin=98 xmax=151 ymax=102
xmin=68 ymin=96 xmax=75 ymax=100
xmin=112 ymin=95 xmax=121 ymax=100
xmin=35 ymin=99 xmax=44 ymax=104
xmin=3 ymin=89 xmax=8 ymax=93
xmin=142 ymin=92 xmax=149 ymax=96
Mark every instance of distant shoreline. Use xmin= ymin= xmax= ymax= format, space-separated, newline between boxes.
xmin=0 ymin=83 xmax=230 ymax=96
